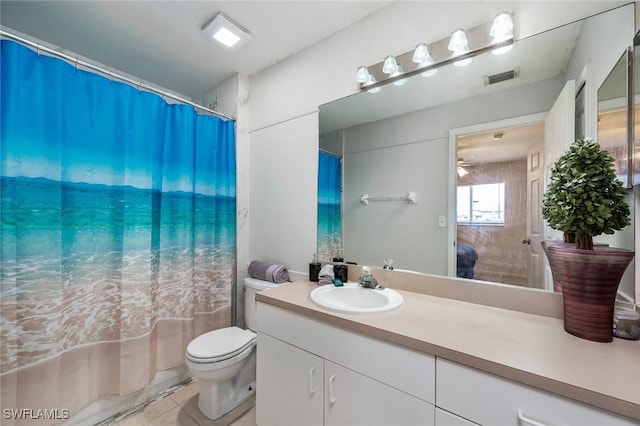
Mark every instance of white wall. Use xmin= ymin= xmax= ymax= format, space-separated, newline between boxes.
xmin=249 ymin=113 xmax=319 ymax=278
xmin=246 ymin=1 xmax=631 ymax=278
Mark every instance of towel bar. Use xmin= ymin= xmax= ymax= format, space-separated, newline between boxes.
xmin=360 ymin=192 xmax=416 ymax=205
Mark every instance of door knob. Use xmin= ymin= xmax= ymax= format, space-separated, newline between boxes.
xmin=522 ymin=238 xmax=531 ymax=245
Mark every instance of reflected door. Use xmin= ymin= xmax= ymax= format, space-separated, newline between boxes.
xmin=543 ymin=79 xmax=576 ymax=290
xmin=526 ymin=141 xmax=544 ymax=289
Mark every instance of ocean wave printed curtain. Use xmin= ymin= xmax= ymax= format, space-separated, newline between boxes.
xmin=0 ymin=40 xmax=236 ymax=423
xmin=317 ymin=152 xmax=341 ymax=261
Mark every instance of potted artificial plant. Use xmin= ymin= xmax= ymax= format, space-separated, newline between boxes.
xmin=541 ymin=138 xmax=633 ymax=342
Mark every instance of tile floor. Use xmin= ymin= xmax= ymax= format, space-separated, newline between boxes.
xmin=111 ymin=380 xmax=256 ymax=426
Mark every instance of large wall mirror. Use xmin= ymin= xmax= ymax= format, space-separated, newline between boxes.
xmin=318 ymin=4 xmax=636 ymax=301
xmin=597 ymin=48 xmax=635 ymax=301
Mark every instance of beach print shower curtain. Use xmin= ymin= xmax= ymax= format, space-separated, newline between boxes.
xmin=0 ymin=40 xmax=236 ymax=421
xmin=317 ymin=152 xmax=341 ymax=261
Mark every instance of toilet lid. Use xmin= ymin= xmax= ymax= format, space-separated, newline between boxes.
xmin=187 ymin=327 xmax=256 ymax=362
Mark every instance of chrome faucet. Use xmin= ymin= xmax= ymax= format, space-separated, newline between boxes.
xmin=358 ymin=266 xmax=384 ymax=289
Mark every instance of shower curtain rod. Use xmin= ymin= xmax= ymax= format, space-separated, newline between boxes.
xmin=0 ymin=29 xmax=234 ymax=121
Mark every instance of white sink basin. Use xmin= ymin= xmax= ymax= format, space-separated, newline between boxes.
xmin=310 ymin=283 xmax=403 ymax=314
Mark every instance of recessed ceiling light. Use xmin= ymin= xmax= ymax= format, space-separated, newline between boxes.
xmin=202 ymin=13 xmax=251 ymax=49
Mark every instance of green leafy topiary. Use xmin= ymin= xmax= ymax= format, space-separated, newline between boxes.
xmin=541 ymin=138 xmax=631 ymax=250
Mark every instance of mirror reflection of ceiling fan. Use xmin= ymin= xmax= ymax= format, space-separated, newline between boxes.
xmin=457 ymin=157 xmax=474 ymax=177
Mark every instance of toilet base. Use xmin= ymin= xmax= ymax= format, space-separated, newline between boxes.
xmin=198 ymin=379 xmax=256 ymax=420
xmin=196 ymin=350 xmax=257 ymax=420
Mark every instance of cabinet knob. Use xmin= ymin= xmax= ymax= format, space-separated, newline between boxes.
xmin=522 ymin=238 xmax=531 ymax=245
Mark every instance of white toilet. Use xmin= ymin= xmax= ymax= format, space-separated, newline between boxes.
xmin=185 ymin=277 xmax=278 ymax=420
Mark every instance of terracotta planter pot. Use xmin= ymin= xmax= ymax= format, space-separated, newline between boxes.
xmin=543 ymin=242 xmax=634 ymax=342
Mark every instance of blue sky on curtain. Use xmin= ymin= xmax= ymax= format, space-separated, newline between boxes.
xmin=317 ymin=151 xmax=342 ymax=261
xmin=0 ymin=39 xmax=236 ymax=418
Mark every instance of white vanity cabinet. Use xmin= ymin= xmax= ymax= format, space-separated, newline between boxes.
xmin=436 ymin=359 xmax=638 ymax=426
xmin=323 ymin=360 xmax=433 ymax=426
xmin=256 ymin=332 xmax=324 ymax=426
xmin=256 ymin=303 xmax=436 ymax=426
xmin=435 ymin=408 xmax=478 ymax=426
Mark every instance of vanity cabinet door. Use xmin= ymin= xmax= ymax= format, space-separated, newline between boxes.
xmin=324 ymin=360 xmax=434 ymax=426
xmin=435 ymin=408 xmax=479 ymax=426
xmin=256 ymin=333 xmax=324 ymax=426
xmin=436 ymin=358 xmax=637 ymax=426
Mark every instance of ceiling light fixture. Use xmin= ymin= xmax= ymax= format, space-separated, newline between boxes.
xmin=202 ymin=13 xmax=252 ymax=49
xmin=355 ymin=13 xmax=514 ymax=92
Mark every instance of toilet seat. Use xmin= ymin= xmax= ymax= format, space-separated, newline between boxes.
xmin=186 ymin=327 xmax=256 ymax=364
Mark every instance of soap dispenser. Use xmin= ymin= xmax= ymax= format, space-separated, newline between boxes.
xmin=309 ymin=253 xmax=321 ymax=282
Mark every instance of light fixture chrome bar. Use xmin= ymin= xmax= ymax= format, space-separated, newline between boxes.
xmin=0 ymin=28 xmax=234 ymax=121
xmin=359 ymin=13 xmax=514 ymax=92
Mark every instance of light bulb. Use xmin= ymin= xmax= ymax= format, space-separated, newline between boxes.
xmin=491 ymin=12 xmax=514 ymax=55
xmin=382 ymin=55 xmax=399 ymax=74
xmin=412 ymin=43 xmax=431 ymax=64
xmin=449 ymin=28 xmax=470 ymax=66
xmin=355 ymin=66 xmax=370 ymax=83
xmin=448 ymin=28 xmax=469 ymax=54
xmin=491 ymin=12 xmax=513 ymax=41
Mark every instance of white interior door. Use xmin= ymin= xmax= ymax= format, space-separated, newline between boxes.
xmin=526 ymin=141 xmax=544 ymax=289
xmin=542 ymin=80 xmax=575 ymax=290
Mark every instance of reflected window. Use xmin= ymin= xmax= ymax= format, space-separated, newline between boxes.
xmin=457 ymin=183 xmax=505 ymax=225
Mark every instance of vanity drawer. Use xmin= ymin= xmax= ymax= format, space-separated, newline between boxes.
xmin=436 ymin=358 xmax=637 ymax=426
xmin=257 ymin=302 xmax=435 ymax=403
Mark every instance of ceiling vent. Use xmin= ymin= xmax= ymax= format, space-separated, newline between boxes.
xmin=484 ymin=68 xmax=520 ymax=85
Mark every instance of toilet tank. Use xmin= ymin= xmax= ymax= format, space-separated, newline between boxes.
xmin=244 ymin=277 xmax=280 ymax=331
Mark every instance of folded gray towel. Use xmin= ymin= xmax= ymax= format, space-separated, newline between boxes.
xmin=248 ymin=260 xmax=289 ymax=283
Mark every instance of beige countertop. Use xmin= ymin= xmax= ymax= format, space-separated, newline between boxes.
xmin=256 ymin=280 xmax=640 ymax=421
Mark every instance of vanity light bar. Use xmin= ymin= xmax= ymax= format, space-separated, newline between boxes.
xmin=359 ymin=13 xmax=514 ymax=92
